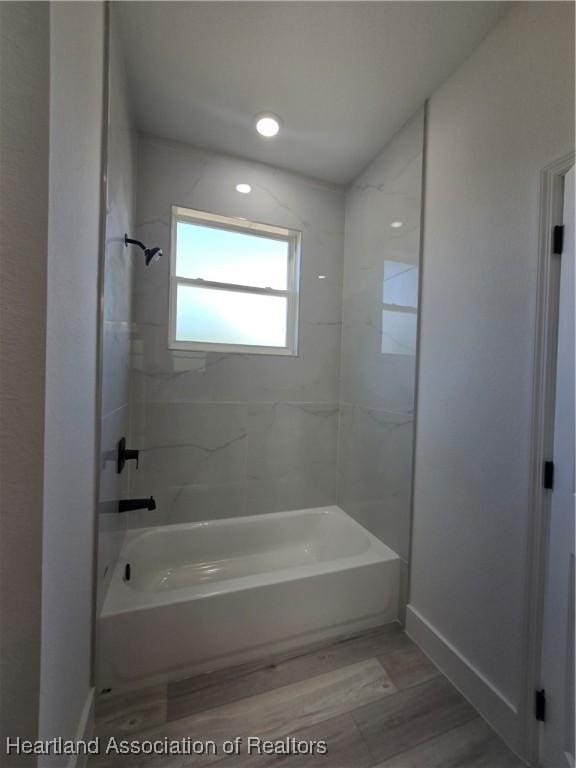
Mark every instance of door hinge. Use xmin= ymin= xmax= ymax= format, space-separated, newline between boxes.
xmin=535 ymin=689 xmax=546 ymax=722
xmin=543 ymin=461 xmax=554 ymax=490
xmin=553 ymin=225 xmax=564 ymax=255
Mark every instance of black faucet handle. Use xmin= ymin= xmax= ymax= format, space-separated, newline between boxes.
xmin=125 ymin=448 xmax=139 ymax=469
xmin=117 ymin=437 xmax=140 ymax=474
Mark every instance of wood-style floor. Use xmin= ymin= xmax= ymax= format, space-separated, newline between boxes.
xmin=91 ymin=624 xmax=525 ymax=767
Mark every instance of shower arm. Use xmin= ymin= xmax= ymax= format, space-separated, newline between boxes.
xmin=124 ymin=235 xmax=146 ymax=251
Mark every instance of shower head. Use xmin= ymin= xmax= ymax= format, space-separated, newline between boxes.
xmin=124 ymin=235 xmax=163 ymax=267
xmin=144 ymin=246 xmax=162 ymax=266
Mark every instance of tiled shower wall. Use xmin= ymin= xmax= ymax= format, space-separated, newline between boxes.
xmin=96 ymin=11 xmax=137 ymax=610
xmin=127 ymin=135 xmax=345 ymax=528
xmin=337 ymin=110 xmax=424 ymax=572
xmin=125 ymin=112 xmax=423 ymax=565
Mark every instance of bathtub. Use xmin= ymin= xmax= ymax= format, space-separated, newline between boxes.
xmin=97 ymin=506 xmax=400 ymax=691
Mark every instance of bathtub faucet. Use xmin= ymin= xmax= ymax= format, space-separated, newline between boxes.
xmin=118 ymin=497 xmax=156 ymax=513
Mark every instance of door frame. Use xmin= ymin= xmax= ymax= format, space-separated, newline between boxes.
xmin=522 ymin=150 xmax=575 ymax=766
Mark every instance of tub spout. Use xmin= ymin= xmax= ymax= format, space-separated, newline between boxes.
xmin=118 ymin=497 xmax=156 ymax=513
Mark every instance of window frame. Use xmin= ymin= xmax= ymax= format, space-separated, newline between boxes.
xmin=168 ymin=205 xmax=301 ymax=355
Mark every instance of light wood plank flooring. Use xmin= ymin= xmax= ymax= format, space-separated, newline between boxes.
xmin=92 ymin=624 xmax=525 ymax=767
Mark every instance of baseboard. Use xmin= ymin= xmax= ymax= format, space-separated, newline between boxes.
xmin=405 ymin=604 xmax=522 ymax=756
xmin=67 ymin=688 xmax=94 ymax=768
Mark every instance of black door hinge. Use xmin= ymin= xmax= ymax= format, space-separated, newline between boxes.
xmin=553 ymin=225 xmax=564 ymax=255
xmin=535 ymin=689 xmax=546 ymax=722
xmin=543 ymin=461 xmax=554 ymax=490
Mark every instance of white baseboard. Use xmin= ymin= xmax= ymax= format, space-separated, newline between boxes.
xmin=67 ymin=688 xmax=94 ymax=768
xmin=405 ymin=604 xmax=523 ymax=756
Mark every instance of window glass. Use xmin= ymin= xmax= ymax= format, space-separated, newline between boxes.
xmin=176 ymin=221 xmax=289 ymax=290
xmin=175 ymin=284 xmax=288 ymax=348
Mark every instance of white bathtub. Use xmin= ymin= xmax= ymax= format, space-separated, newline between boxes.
xmin=97 ymin=506 xmax=400 ymax=691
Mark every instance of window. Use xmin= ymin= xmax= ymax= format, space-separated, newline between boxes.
xmin=169 ymin=206 xmax=301 ymax=355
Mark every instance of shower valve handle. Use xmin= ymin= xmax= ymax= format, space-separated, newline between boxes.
xmin=117 ymin=437 xmax=140 ymax=474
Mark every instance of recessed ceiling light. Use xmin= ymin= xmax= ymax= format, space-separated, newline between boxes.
xmin=236 ymin=183 xmax=252 ymax=194
xmin=391 ymin=221 xmax=403 ymax=229
xmin=255 ymin=113 xmax=281 ymax=138
xmin=318 ymin=275 xmax=327 ymax=279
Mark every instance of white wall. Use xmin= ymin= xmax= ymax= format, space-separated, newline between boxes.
xmin=408 ymin=1 xmax=575 ymax=754
xmin=39 ymin=1 xmax=105 ymax=755
xmin=0 ymin=2 xmax=49 ymax=756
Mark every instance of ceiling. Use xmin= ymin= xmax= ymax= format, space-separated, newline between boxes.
xmin=118 ymin=2 xmax=509 ymax=185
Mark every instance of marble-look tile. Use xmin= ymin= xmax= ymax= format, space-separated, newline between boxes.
xmin=130 ymin=320 xmax=342 ymax=405
xmin=102 ymin=232 xmax=132 ymax=326
xmin=135 ymin=135 xmax=345 ymax=243
xmin=246 ymin=403 xmax=338 ymax=514
xmin=102 ymin=86 xmax=134 ymax=329
xmin=124 ymin=124 xmax=422 ymax=550
xmin=167 ymin=482 xmax=246 ymax=523
xmin=340 ymin=336 xmax=417 ymax=414
xmin=131 ymin=222 xmax=171 ymax=328
xmin=133 ymin=402 xmax=247 ymax=483
xmin=352 ymin=676 xmax=476 ymax=764
xmin=340 ymin=109 xmax=423 ymax=413
xmin=337 ymin=405 xmax=413 ymax=559
xmin=130 ymin=133 xmax=344 ymax=398
xmin=97 ymin=405 xmax=129 ymax=612
xmin=99 ymin=406 xmax=129 ymax=507
xmin=128 ymin=482 xmax=246 ymax=529
xmin=125 ymin=135 xmax=347 ymax=533
xmin=128 ymin=402 xmax=247 ymax=525
xmin=101 ymin=319 xmax=131 ymax=417
xmin=375 ymin=717 xmax=526 ymax=768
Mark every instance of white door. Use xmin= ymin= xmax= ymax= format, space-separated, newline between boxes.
xmin=540 ymin=165 xmax=575 ymax=768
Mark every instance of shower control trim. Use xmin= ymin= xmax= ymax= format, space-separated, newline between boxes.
xmin=117 ymin=437 xmax=140 ymax=474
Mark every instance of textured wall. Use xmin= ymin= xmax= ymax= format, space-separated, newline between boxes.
xmin=410 ymin=0 xmax=575 ymax=747
xmin=338 ymin=111 xmax=424 ymax=587
xmin=39 ymin=0 xmax=104 ymax=754
xmin=128 ymin=135 xmax=344 ymax=527
xmin=96 ymin=6 xmax=137 ymax=612
xmin=0 ymin=2 xmax=49 ymax=755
